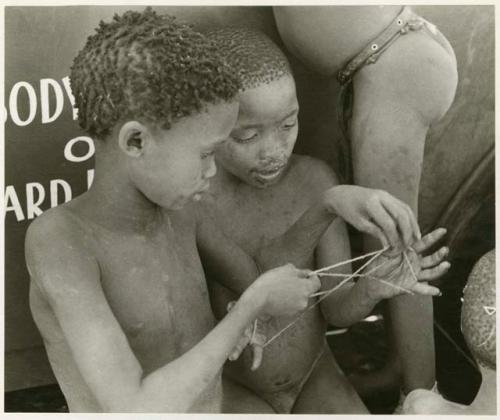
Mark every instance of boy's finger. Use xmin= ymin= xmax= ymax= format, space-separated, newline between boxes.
xmin=307 ymin=274 xmax=321 ymax=293
xmin=369 ymin=203 xmax=400 ymax=248
xmin=381 ymin=199 xmax=413 ymax=248
xmin=411 ymin=282 xmax=441 ymax=296
xmin=360 ymin=219 xmax=389 ymax=248
xmin=418 ymin=262 xmax=451 ymax=281
xmin=406 ymin=205 xmax=422 ymax=241
xmin=298 ymin=268 xmax=314 ymax=278
xmin=250 ymin=343 xmax=263 ymax=371
xmin=228 ymin=338 xmax=249 ymax=361
xmin=420 ymin=247 xmax=449 ymax=268
xmin=413 ymin=228 xmax=447 ymax=254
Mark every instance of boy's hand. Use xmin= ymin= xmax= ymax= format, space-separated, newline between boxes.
xmin=359 ymin=228 xmax=450 ymax=300
xmin=246 ymin=264 xmax=321 ymax=318
xmin=323 ymin=185 xmax=421 ymax=250
xmin=226 ymin=304 xmax=267 ymax=371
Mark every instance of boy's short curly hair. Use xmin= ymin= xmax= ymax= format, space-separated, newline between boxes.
xmin=206 ymin=27 xmax=292 ymax=91
xmin=70 ymin=8 xmax=240 ymax=139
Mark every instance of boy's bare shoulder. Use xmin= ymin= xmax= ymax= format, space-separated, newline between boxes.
xmin=26 ymin=205 xmax=87 ymax=253
xmin=25 ymin=205 xmax=99 ymax=297
xmin=288 ymin=154 xmax=340 ymax=190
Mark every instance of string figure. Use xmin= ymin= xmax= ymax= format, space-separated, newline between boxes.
xmin=258 ymin=246 xmax=486 ymax=375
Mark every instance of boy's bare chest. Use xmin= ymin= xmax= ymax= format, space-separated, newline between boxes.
xmin=215 ymin=189 xmax=309 ymax=255
xmin=90 ymin=220 xmax=214 ymax=371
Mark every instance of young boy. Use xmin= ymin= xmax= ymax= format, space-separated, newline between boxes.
xmin=404 ymin=250 xmax=496 ymax=414
xmin=202 ymin=28 xmax=450 ymax=414
xmin=24 ymin=10 xmax=323 ymax=412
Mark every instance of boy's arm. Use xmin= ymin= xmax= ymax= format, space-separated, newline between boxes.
xmin=291 ymin=162 xmax=380 ymax=326
xmin=255 ymin=159 xmax=421 ymax=271
xmin=195 ymin=198 xmax=261 ymax=294
xmin=25 ymin=214 xmax=318 ymax=413
xmin=315 ymin=219 xmax=380 ymax=327
xmin=318 ymin=227 xmax=450 ymax=327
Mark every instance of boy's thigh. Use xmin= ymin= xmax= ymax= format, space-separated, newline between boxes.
xmin=221 ymin=376 xmax=275 ymax=413
xmin=292 ymin=348 xmax=369 ymax=414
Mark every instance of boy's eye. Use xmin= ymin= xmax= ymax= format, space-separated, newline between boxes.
xmin=201 ymin=150 xmax=215 ymax=159
xmin=282 ymin=119 xmax=298 ymax=130
xmin=232 ymin=132 xmax=258 ymax=144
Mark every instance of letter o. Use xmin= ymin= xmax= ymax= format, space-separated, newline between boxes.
xmin=9 ymin=81 xmax=37 ymax=126
xmin=64 ymin=136 xmax=95 ymax=162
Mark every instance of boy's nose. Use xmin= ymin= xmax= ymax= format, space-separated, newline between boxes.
xmin=258 ymin=134 xmax=282 ymax=160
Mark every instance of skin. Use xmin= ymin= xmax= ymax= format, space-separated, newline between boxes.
xmin=203 ymin=76 xmax=450 ymax=413
xmin=25 ymin=101 xmax=323 ymax=413
xmin=403 ymin=366 xmax=496 ymax=415
xmin=273 ymin=5 xmax=458 ymax=395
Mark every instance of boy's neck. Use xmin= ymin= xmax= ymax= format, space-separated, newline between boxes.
xmin=83 ymin=146 xmax=165 ymax=233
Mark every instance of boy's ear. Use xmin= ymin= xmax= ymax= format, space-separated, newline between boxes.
xmin=118 ymin=121 xmax=148 ymax=157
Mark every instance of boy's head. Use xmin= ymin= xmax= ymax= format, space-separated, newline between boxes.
xmin=207 ymin=28 xmax=298 ymax=188
xmin=70 ymin=8 xmax=240 ymax=209
xmin=461 ymin=250 xmax=496 ymax=371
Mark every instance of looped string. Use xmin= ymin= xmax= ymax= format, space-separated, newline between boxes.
xmin=258 ymin=245 xmax=482 ymax=374
xmin=263 ymin=246 xmax=389 ymax=348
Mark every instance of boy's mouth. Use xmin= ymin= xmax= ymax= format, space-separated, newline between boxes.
xmin=253 ymin=164 xmax=286 ymax=181
xmin=192 ymin=182 xmax=210 ymax=201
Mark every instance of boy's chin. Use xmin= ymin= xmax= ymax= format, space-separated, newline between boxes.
xmin=162 ymin=195 xmax=193 ymax=211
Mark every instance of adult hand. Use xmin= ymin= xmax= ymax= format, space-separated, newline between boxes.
xmin=323 ymin=185 xmax=421 ymax=250
xmin=359 ymin=228 xmax=450 ymax=300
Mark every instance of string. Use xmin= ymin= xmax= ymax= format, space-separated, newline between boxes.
xmin=312 ymin=247 xmax=389 ymax=274
xmin=313 ymin=254 xmax=411 ymax=297
xmin=263 ymin=247 xmax=387 ymax=348
xmin=433 ymin=321 xmax=479 ymax=371
xmin=259 ymin=245 xmax=485 ymax=375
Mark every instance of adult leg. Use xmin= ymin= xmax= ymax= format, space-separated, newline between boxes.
xmin=350 ymin=29 xmax=457 ymax=394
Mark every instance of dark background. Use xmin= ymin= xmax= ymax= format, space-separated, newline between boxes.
xmin=4 ymin=5 xmax=494 ymax=410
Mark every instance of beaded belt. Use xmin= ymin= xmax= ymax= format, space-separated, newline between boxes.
xmin=337 ymin=6 xmax=429 ymax=85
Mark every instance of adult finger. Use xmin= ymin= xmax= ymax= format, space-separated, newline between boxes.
xmin=380 ymin=198 xmax=414 ymax=248
xmin=368 ymin=202 xmax=400 ymax=249
xmin=420 ymin=247 xmax=449 ymax=269
xmin=413 ymin=228 xmax=447 ymax=254
xmin=411 ymin=282 xmax=441 ymax=296
xmin=418 ymin=262 xmax=451 ymax=281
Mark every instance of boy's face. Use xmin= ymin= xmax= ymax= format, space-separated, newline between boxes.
xmin=131 ymin=102 xmax=238 ymax=210
xmin=215 ymin=75 xmax=299 ymax=188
